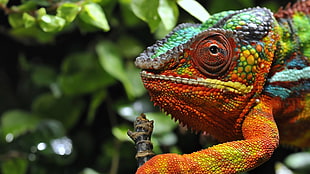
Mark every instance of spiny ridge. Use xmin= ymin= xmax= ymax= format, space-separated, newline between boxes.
xmin=274 ymin=0 xmax=310 ymax=19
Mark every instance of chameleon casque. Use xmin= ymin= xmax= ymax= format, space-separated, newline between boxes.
xmin=134 ymin=0 xmax=310 ymax=173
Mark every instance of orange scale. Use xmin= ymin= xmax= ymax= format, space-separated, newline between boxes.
xmin=255 ymin=44 xmax=263 ymax=52
xmin=240 ymin=72 xmax=247 ymax=78
xmin=252 ymin=66 xmax=257 ymax=73
xmin=247 ymin=73 xmax=253 ymax=80
xmin=179 ymin=58 xmax=186 ymax=64
xmin=247 ymin=55 xmax=255 ymax=65
xmin=231 ymin=73 xmax=238 ymax=81
xmin=235 ymin=26 xmax=242 ymax=30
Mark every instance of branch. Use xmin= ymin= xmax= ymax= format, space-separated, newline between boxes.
xmin=127 ymin=113 xmax=155 ymax=167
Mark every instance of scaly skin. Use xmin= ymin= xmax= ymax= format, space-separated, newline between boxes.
xmin=134 ymin=1 xmax=310 ymax=173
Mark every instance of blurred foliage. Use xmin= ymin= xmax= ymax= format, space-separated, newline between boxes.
xmin=0 ymin=0 xmax=308 ymax=174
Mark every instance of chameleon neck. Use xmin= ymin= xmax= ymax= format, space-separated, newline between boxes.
xmin=264 ymin=2 xmax=310 ymax=100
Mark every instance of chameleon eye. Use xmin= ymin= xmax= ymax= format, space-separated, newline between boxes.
xmin=209 ymin=44 xmax=219 ymax=55
xmin=190 ymin=31 xmax=235 ymax=77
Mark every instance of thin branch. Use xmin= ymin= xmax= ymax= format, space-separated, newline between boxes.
xmin=127 ymin=113 xmax=155 ymax=167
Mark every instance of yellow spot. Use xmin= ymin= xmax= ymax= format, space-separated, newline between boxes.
xmin=250 ymin=48 xmax=256 ymax=55
xmin=240 ymin=55 xmax=246 ymax=62
xmin=247 ymin=55 xmax=255 ymax=65
xmin=239 ymin=21 xmax=246 ymax=25
xmin=254 ymin=53 xmax=259 ymax=58
xmin=245 ymin=65 xmax=252 ymax=73
xmin=243 ymin=50 xmax=250 ymax=57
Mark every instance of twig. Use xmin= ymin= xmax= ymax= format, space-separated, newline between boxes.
xmin=127 ymin=113 xmax=155 ymax=167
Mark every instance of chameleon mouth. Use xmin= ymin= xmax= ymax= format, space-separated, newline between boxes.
xmin=141 ymin=70 xmax=253 ymax=94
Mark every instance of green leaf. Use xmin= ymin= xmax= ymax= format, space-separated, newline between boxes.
xmin=79 ymin=3 xmax=110 ymax=31
xmin=57 ymin=2 xmax=81 ymax=23
xmin=177 ymin=0 xmax=210 ymax=22
xmin=22 ymin=12 xmax=36 ymax=28
xmin=96 ymin=41 xmax=140 ymax=98
xmin=58 ymin=52 xmax=115 ymax=95
xmin=158 ymin=0 xmax=178 ymax=31
xmin=117 ymin=35 xmax=143 ymax=59
xmin=144 ymin=112 xmax=178 ymax=135
xmin=61 ymin=52 xmax=96 ymax=73
xmin=87 ymin=90 xmax=106 ymax=124
xmin=31 ymin=65 xmax=57 ymax=87
xmin=112 ymin=124 xmax=132 ymax=142
xmin=119 ymin=2 xmax=141 ymax=27
xmin=18 ymin=55 xmax=30 ymax=71
xmin=38 ymin=14 xmax=66 ymax=32
xmin=131 ymin=0 xmax=161 ymax=32
xmin=32 ymin=94 xmax=85 ymax=129
xmin=36 ymin=120 xmax=66 ymax=140
xmin=29 ymin=0 xmax=51 ymax=6
xmin=58 ymin=72 xmax=112 ymax=96
xmin=125 ymin=63 xmax=146 ymax=98
xmin=0 ymin=0 xmax=8 ymax=5
xmin=1 ymin=158 xmax=28 ymax=174
xmin=36 ymin=8 xmax=47 ymax=19
xmin=11 ymin=1 xmax=36 ymax=12
xmin=10 ymin=27 xmax=55 ymax=43
xmin=8 ymin=13 xmax=24 ymax=28
xmin=96 ymin=41 xmax=125 ymax=81
xmin=1 ymin=110 xmax=40 ymax=138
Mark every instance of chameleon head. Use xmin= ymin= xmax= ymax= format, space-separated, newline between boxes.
xmin=135 ymin=7 xmax=280 ymax=140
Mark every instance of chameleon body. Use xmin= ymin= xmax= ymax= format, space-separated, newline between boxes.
xmin=135 ymin=1 xmax=310 ymax=173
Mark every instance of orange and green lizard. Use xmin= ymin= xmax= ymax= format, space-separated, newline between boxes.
xmin=131 ymin=1 xmax=310 ymax=173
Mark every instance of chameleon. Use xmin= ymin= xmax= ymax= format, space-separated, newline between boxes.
xmin=134 ymin=0 xmax=310 ymax=173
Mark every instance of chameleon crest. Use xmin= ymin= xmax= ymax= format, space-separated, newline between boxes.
xmin=134 ymin=1 xmax=310 ymax=173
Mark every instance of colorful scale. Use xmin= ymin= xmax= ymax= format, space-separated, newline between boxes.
xmin=134 ymin=1 xmax=310 ymax=173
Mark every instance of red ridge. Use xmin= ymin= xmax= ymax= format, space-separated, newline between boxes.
xmin=274 ymin=0 xmax=310 ymax=19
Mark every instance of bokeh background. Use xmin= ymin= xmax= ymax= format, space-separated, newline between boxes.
xmin=1 ymin=0 xmax=309 ymax=173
